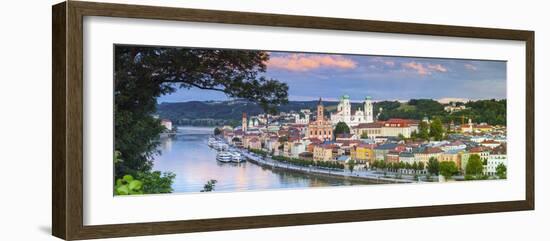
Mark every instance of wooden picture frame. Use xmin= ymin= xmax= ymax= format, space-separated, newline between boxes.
xmin=52 ymin=1 xmax=534 ymax=240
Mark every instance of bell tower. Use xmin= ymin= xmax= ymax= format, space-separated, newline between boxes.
xmin=364 ymin=96 xmax=373 ymax=123
xmin=242 ymin=112 xmax=247 ymax=132
xmin=317 ymin=98 xmax=324 ymax=121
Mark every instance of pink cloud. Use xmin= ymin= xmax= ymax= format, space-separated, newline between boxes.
xmin=427 ymin=64 xmax=447 ymax=72
xmin=402 ymin=61 xmax=429 ymax=75
xmin=401 ymin=61 xmax=448 ymax=76
xmin=267 ymin=54 xmax=357 ymax=71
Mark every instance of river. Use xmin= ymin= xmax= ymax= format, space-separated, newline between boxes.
xmin=151 ymin=126 xmax=372 ymax=193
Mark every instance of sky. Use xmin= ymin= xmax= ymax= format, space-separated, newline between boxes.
xmin=157 ymin=50 xmax=506 ymax=103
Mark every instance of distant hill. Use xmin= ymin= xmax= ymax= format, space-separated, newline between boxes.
xmin=156 ymin=98 xmax=506 ymax=127
xmin=156 ymin=99 xmax=355 ymax=127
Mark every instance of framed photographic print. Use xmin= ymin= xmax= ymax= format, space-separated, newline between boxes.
xmin=52 ymin=1 xmax=534 ymax=240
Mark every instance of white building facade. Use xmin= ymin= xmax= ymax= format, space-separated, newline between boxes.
xmin=330 ymin=95 xmax=374 ymax=127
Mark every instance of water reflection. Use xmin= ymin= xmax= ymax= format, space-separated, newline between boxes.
xmin=152 ymin=126 xmax=373 ymax=193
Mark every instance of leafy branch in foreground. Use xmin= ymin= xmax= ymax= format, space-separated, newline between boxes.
xmin=114 ymin=46 xmax=289 ymax=179
xmin=201 ymin=179 xmax=218 ymax=192
xmin=115 ymin=175 xmax=143 ymax=195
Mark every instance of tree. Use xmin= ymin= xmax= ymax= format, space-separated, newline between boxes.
xmin=115 ymin=174 xmax=143 ymax=195
xmin=360 ymin=132 xmax=369 ymax=139
xmin=114 ymin=46 xmax=289 ymax=178
xmin=397 ymin=133 xmax=405 ymax=140
xmin=397 ymin=162 xmax=406 ymax=173
xmin=333 ymin=122 xmax=351 ymax=138
xmin=405 ymin=162 xmax=412 ymax=171
xmin=429 ymin=118 xmax=444 ymax=141
xmin=200 ymin=179 xmax=218 ymax=192
xmin=348 ymin=160 xmax=356 ymax=173
xmin=214 ymin=127 xmax=222 ymax=135
xmin=134 ymin=171 xmax=175 ymax=194
xmin=439 ymin=161 xmax=458 ymax=180
xmin=496 ymin=163 xmax=507 ymax=179
xmin=418 ymin=121 xmax=430 ymax=140
xmin=427 ymin=157 xmax=440 ymax=176
xmin=412 ymin=162 xmax=418 ymax=173
xmin=410 ymin=130 xmax=418 ymax=140
xmin=375 ymin=160 xmax=387 ymax=170
xmin=418 ymin=161 xmax=425 ymax=171
xmin=465 ymin=154 xmax=484 ymax=177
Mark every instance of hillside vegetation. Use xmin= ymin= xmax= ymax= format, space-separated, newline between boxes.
xmin=157 ymin=99 xmax=506 ymax=127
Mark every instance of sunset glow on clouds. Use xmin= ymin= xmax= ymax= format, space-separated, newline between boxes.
xmin=267 ymin=53 xmax=357 ymax=71
xmin=401 ymin=61 xmax=448 ymax=76
xmin=159 ymin=49 xmax=507 ymax=103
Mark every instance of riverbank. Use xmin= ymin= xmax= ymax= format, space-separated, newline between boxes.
xmin=238 ymin=150 xmax=415 ymax=184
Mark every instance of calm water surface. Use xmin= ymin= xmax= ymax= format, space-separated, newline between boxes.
xmin=152 ymin=126 xmax=369 ymax=193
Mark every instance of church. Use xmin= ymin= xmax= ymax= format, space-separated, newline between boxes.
xmin=307 ymin=98 xmax=333 ymax=141
xmin=330 ymin=95 xmax=374 ymax=127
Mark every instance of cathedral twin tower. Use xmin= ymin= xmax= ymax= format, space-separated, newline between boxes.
xmin=328 ymin=95 xmax=374 ymax=127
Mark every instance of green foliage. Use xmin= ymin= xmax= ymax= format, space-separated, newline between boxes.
xmin=427 ymin=157 xmax=440 ymax=175
xmin=114 ymin=150 xmax=123 ymax=164
xmin=249 ymin=148 xmax=268 ymax=158
xmin=439 ymin=161 xmax=458 ymax=180
xmin=453 ymin=99 xmax=507 ymax=126
xmin=115 ymin=111 xmax=164 ymax=177
xmin=115 ymin=175 xmax=143 ymax=195
xmin=371 ymin=160 xmax=387 ymax=170
xmin=333 ymin=122 xmax=351 ymax=137
xmin=418 ymin=161 xmax=425 ymax=171
xmin=418 ymin=121 xmax=430 ymax=140
xmin=157 ymin=100 xmax=320 ymax=126
xmin=272 ymin=155 xmax=345 ymax=170
xmin=114 ymin=46 xmax=289 ymax=178
xmin=376 ymin=99 xmax=443 ymax=121
xmin=465 ymin=154 xmax=484 ymax=178
xmin=411 ymin=161 xmax=418 ymax=171
xmin=373 ymin=98 xmax=506 ymax=126
xmin=348 ymin=160 xmax=356 ymax=173
xmin=429 ymin=118 xmax=444 ymax=141
xmin=200 ymin=179 xmax=218 ymax=192
xmin=134 ymin=171 xmax=175 ymax=194
xmin=360 ymin=132 xmax=369 ymax=139
xmin=496 ymin=163 xmax=507 ymax=179
xmin=397 ymin=133 xmax=405 ymax=140
xmin=158 ymin=98 xmax=506 ymax=128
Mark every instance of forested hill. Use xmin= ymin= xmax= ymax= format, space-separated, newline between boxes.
xmin=375 ymin=99 xmax=506 ymax=126
xmin=156 ymin=99 xmax=338 ymax=126
xmin=156 ymin=99 xmax=506 ymax=127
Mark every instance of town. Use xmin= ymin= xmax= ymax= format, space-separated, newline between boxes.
xmin=202 ymin=95 xmax=508 ymax=182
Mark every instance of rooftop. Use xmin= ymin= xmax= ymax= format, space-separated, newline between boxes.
xmin=375 ymin=143 xmax=399 ymax=150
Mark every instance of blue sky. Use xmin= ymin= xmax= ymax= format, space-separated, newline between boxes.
xmin=158 ymin=51 xmax=506 ymax=103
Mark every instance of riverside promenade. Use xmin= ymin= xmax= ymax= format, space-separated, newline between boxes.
xmin=238 ymin=149 xmax=415 ymax=184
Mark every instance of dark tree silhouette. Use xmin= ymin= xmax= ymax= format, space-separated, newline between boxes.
xmin=333 ymin=121 xmax=351 ymax=137
xmin=114 ymin=46 xmax=289 ymax=177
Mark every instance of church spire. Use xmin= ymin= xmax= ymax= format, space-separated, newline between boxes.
xmin=317 ymin=97 xmax=324 ymax=121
